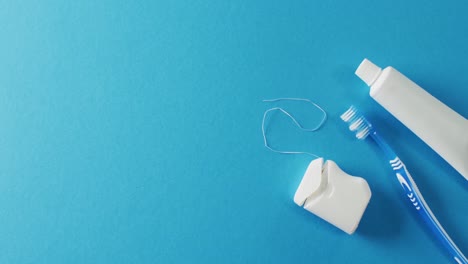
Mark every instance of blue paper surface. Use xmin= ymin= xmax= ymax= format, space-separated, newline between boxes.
xmin=0 ymin=0 xmax=467 ymax=263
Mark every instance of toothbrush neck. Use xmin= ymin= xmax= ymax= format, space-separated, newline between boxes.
xmin=369 ymin=131 xmax=398 ymax=160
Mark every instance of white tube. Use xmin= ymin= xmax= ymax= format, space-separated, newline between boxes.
xmin=355 ymin=59 xmax=468 ymax=181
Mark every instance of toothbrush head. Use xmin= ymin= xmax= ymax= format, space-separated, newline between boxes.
xmin=340 ymin=106 xmax=372 ymax=140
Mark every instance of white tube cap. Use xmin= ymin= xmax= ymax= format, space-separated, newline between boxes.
xmin=355 ymin=59 xmax=382 ymax=86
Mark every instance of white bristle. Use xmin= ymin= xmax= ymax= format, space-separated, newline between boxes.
xmin=341 ymin=106 xmax=371 ymax=140
xmin=340 ymin=107 xmax=355 ymax=122
xmin=349 ymin=118 xmax=363 ymax=131
xmin=356 ymin=127 xmax=370 ymax=139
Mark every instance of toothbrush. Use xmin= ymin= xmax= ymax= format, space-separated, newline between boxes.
xmin=341 ymin=106 xmax=467 ymax=264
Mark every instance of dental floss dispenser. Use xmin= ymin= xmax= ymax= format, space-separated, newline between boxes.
xmin=294 ymin=158 xmax=372 ymax=235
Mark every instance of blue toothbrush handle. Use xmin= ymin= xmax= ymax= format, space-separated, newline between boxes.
xmin=342 ymin=107 xmax=466 ymax=262
xmin=391 ymin=158 xmax=468 ymax=264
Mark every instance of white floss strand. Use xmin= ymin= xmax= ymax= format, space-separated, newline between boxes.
xmin=262 ymin=98 xmax=327 ymax=158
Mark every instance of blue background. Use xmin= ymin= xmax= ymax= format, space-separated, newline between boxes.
xmin=1 ymin=0 xmax=467 ymax=263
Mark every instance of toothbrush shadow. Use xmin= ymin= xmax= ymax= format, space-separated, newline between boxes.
xmin=357 ymin=186 xmax=402 ymax=239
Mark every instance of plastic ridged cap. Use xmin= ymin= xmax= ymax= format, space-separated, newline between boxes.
xmin=355 ymin=59 xmax=382 ymax=86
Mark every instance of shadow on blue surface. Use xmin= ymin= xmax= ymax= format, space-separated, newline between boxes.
xmin=357 ymin=185 xmax=402 ymax=239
